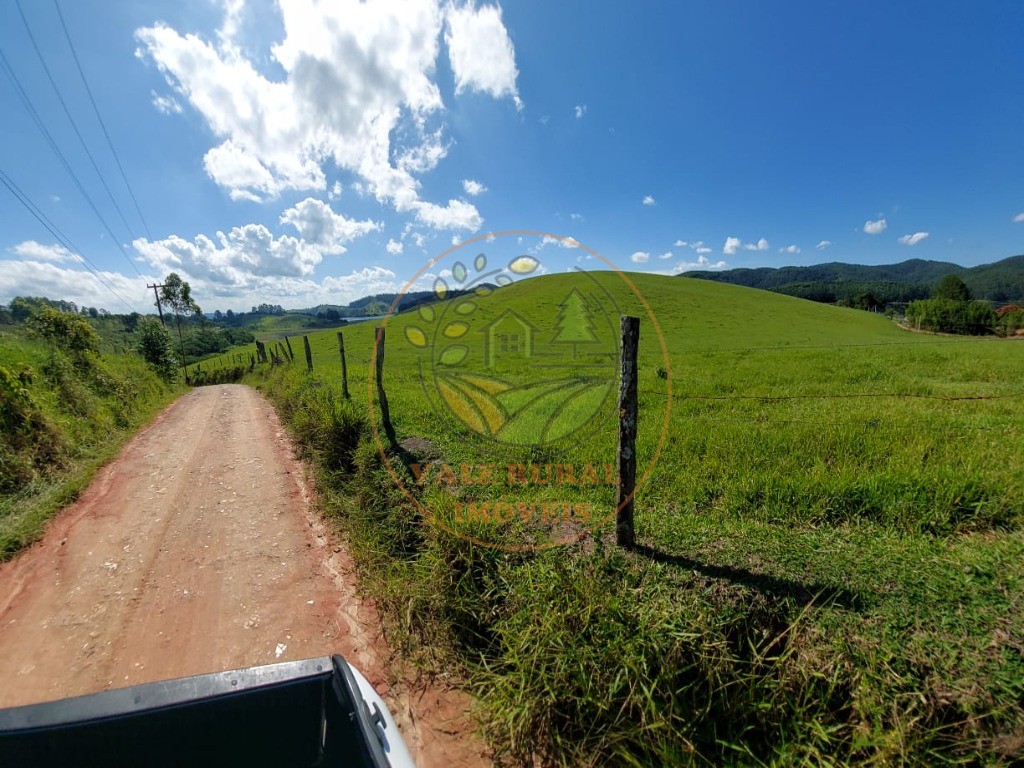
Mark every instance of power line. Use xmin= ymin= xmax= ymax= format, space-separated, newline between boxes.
xmin=0 ymin=167 xmax=138 ymax=314
xmin=53 ymin=0 xmax=151 ymax=239
xmin=0 ymin=169 xmax=137 ymax=314
xmin=0 ymin=45 xmax=143 ymax=277
xmin=15 ymin=0 xmax=139 ymax=245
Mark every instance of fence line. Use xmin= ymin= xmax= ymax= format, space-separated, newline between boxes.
xmin=640 ymin=389 xmax=1024 ymax=403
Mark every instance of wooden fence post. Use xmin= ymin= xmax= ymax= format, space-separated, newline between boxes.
xmin=374 ymin=327 xmax=396 ymax=445
xmin=285 ymin=336 xmax=295 ymax=361
xmin=616 ymin=316 xmax=639 ymax=548
xmin=303 ymin=335 xmax=313 ymax=373
xmin=337 ymin=331 xmax=350 ymax=400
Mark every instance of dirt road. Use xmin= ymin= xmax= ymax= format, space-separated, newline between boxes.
xmin=0 ymin=384 xmax=486 ymax=766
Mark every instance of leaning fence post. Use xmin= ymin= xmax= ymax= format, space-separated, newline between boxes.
xmin=285 ymin=336 xmax=295 ymax=361
xmin=303 ymin=335 xmax=313 ymax=373
xmin=374 ymin=327 xmax=396 ymax=445
xmin=616 ymin=316 xmax=639 ymax=548
xmin=337 ymin=331 xmax=350 ymax=399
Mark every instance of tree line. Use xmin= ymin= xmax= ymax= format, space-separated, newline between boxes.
xmin=904 ymin=275 xmax=1024 ymax=336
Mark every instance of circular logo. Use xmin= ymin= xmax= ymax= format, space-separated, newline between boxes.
xmin=370 ymin=231 xmax=672 ymax=551
xmin=403 ymin=250 xmax=620 ymax=447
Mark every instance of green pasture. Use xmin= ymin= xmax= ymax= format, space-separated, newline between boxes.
xmin=210 ymin=272 xmax=1022 ymax=536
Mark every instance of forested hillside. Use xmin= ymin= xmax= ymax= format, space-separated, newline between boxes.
xmin=684 ymin=254 xmax=1024 ymax=304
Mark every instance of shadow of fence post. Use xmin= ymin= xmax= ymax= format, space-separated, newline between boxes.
xmin=616 ymin=316 xmax=639 ymax=548
xmin=337 ymin=331 xmax=350 ymax=400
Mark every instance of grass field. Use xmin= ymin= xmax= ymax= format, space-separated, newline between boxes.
xmin=205 ymin=272 xmax=1024 ymax=764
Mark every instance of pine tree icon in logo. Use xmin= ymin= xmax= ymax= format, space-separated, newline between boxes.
xmin=551 ymin=288 xmax=599 ymax=359
xmin=402 ymin=245 xmax=619 ymax=446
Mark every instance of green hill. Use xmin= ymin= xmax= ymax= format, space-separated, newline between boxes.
xmin=212 ymin=273 xmax=1024 ymax=765
xmin=684 ymin=253 xmax=1024 ymax=304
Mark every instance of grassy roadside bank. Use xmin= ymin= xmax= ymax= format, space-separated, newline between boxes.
xmin=0 ymin=324 xmax=182 ymax=560
xmin=239 ymin=273 xmax=1024 ymax=765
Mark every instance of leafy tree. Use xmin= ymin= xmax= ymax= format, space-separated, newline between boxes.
xmin=996 ymin=306 xmax=1024 ymax=336
xmin=841 ymin=291 xmax=886 ymax=311
xmin=159 ymin=273 xmax=202 ymax=382
xmin=135 ymin=318 xmax=178 ymax=382
xmin=905 ymin=298 xmax=995 ymax=335
xmin=9 ymin=298 xmax=34 ymax=322
xmin=24 ymin=306 xmax=100 ymax=370
xmin=934 ymin=274 xmax=971 ymax=301
xmin=122 ymin=312 xmax=142 ymax=333
xmin=10 ymin=296 xmax=79 ymax=321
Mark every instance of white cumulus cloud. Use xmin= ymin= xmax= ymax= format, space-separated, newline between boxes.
xmin=386 ymin=238 xmax=404 ymax=254
xmin=135 ymin=0 xmax=520 ymax=230
xmin=658 ymin=251 xmax=673 ymax=260
xmin=445 ymin=1 xmax=521 ymax=108
xmin=278 ymin=198 xmax=380 ymax=254
xmin=642 ymin=195 xmax=656 ymax=206
xmin=897 ymin=232 xmax=929 ymax=246
xmin=10 ymin=241 xmax=78 ymax=263
xmin=779 ymin=245 xmax=800 ymax=254
xmin=0 ymin=260 xmax=152 ymax=313
xmin=461 ymin=179 xmax=486 ymax=196
xmin=723 ymin=236 xmax=742 ymax=255
xmin=574 ymin=104 xmax=586 ymax=119
xmin=630 ymin=251 xmax=650 ymax=264
xmin=744 ymin=237 xmax=769 ymax=251
xmin=864 ymin=217 xmax=887 ymax=235
xmin=1013 ymin=212 xmax=1024 ymax=223
xmin=816 ymin=240 xmax=832 ymax=250
xmin=673 ymin=256 xmax=727 ymax=274
xmin=133 ymin=199 xmax=379 ymax=287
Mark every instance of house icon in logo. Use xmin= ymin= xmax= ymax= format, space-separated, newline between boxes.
xmin=478 ymin=309 xmax=541 ymax=368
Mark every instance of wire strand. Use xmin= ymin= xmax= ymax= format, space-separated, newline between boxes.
xmin=0 ymin=44 xmax=143 ymax=277
xmin=0 ymin=167 xmax=138 ymax=314
xmin=15 ymin=0 xmax=141 ymax=249
xmin=53 ymin=0 xmax=152 ymax=239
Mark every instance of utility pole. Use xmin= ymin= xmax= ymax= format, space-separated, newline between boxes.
xmin=147 ymin=283 xmax=167 ymax=325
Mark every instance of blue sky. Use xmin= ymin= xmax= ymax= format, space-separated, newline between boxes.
xmin=1 ymin=0 xmax=1022 ymax=313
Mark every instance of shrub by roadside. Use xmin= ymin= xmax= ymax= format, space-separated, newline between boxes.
xmin=0 ymin=311 xmax=181 ymax=559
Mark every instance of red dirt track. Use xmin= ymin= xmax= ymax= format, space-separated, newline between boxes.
xmin=0 ymin=384 xmax=485 ymax=767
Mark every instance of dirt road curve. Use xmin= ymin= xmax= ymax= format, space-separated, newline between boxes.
xmin=0 ymin=384 xmax=486 ymax=767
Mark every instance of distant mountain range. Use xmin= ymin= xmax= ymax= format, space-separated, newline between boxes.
xmin=681 ymin=255 xmax=1024 ymax=304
